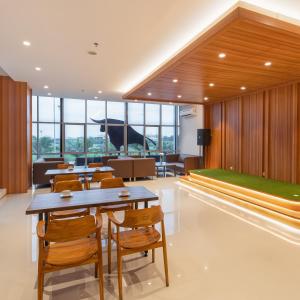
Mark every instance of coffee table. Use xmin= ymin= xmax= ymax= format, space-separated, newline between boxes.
xmin=155 ymin=162 xmax=177 ymax=177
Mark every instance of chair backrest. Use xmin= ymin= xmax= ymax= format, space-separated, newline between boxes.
xmin=92 ymin=172 xmax=113 ymax=183
xmin=100 ymin=177 xmax=125 ymax=189
xmin=54 ymin=180 xmax=83 ymax=193
xmin=54 ymin=174 xmax=79 ymax=184
xmin=57 ymin=163 xmax=71 ymax=169
xmin=121 ymin=206 xmax=164 ymax=228
xmin=88 ymin=162 xmax=104 ymax=168
xmin=45 ymin=215 xmax=97 ymax=242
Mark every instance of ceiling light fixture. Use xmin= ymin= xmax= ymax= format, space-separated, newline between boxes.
xmin=264 ymin=61 xmax=272 ymax=67
xmin=209 ymin=83 xmax=215 ymax=87
xmin=204 ymin=97 xmax=209 ymax=101
xmin=177 ymin=95 xmax=182 ymax=99
xmin=218 ymin=53 xmax=226 ymax=58
xmin=23 ymin=41 xmax=31 ymax=47
xmin=47 ymin=92 xmax=52 ymax=96
xmin=134 ymin=99 xmax=138 ymax=102
xmin=172 ymin=79 xmax=178 ymax=83
xmin=240 ymin=86 xmax=246 ymax=90
xmin=35 ymin=67 xmax=41 ymax=71
xmin=147 ymin=92 xmax=152 ymax=96
xmin=98 ymin=90 xmax=102 ymax=94
xmin=94 ymin=96 xmax=98 ymax=99
xmin=169 ymin=102 xmax=173 ymax=104
xmin=44 ymin=85 xmax=49 ymax=89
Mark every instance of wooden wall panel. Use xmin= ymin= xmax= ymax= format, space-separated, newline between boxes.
xmin=0 ymin=76 xmax=32 ymax=193
xmin=223 ymin=98 xmax=241 ymax=172
xmin=204 ymin=103 xmax=222 ymax=168
xmin=241 ymin=92 xmax=264 ymax=176
xmin=205 ymin=80 xmax=300 ymax=184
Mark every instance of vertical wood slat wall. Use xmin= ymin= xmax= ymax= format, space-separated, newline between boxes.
xmin=204 ymin=81 xmax=300 ymax=184
xmin=0 ymin=76 xmax=32 ymax=193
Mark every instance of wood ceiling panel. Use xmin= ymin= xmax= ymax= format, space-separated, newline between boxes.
xmin=123 ymin=6 xmax=300 ymax=104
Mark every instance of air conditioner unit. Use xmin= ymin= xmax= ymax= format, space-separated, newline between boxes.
xmin=179 ymin=105 xmax=197 ymax=118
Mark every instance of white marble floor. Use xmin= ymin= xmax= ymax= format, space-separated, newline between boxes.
xmin=1 ymin=177 xmax=300 ymax=300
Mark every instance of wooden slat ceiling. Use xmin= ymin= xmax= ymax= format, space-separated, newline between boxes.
xmin=123 ymin=6 xmax=300 ymax=104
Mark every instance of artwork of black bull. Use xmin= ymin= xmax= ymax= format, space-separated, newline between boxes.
xmin=91 ymin=118 xmax=156 ymax=151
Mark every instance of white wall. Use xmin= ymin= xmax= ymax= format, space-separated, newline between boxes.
xmin=178 ymin=105 xmax=204 ymax=155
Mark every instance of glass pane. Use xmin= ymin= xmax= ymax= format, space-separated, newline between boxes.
xmin=87 ymin=100 xmax=105 ymax=123
xmin=107 ymin=125 xmax=125 ymax=152
xmin=128 ymin=103 xmax=144 ymax=124
xmin=64 ymin=99 xmax=85 ymax=123
xmin=32 ymin=123 xmax=38 ymax=154
xmin=39 ymin=97 xmax=60 ymax=122
xmin=64 ymin=124 xmax=84 ymax=152
xmin=38 ymin=123 xmax=60 ymax=153
xmin=107 ymin=101 xmax=125 ymax=122
xmin=127 ymin=125 xmax=144 ymax=153
xmin=161 ymin=105 xmax=175 ymax=125
xmin=162 ymin=126 xmax=175 ymax=153
xmin=177 ymin=106 xmax=180 ymax=126
xmin=145 ymin=126 xmax=159 ymax=151
xmin=32 ymin=96 xmax=38 ymax=122
xmin=87 ymin=125 xmax=106 ymax=153
xmin=145 ymin=104 xmax=160 ymax=125
xmin=63 ymin=153 xmax=84 ymax=164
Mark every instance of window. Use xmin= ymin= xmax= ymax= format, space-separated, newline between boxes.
xmin=107 ymin=101 xmax=125 ymax=122
xmin=162 ymin=127 xmax=175 ymax=152
xmin=64 ymin=99 xmax=85 ymax=123
xmin=64 ymin=124 xmax=84 ymax=152
xmin=145 ymin=104 xmax=160 ymax=125
xmin=32 ymin=98 xmax=179 ymax=161
xmin=128 ymin=103 xmax=144 ymax=124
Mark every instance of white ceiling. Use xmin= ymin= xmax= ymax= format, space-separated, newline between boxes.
xmin=0 ymin=0 xmax=300 ymax=101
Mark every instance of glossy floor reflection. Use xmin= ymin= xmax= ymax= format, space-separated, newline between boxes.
xmin=1 ymin=177 xmax=300 ymax=299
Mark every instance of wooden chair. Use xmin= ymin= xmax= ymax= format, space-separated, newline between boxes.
xmin=37 ymin=215 xmax=104 ymax=300
xmin=85 ymin=172 xmax=113 ymax=190
xmin=50 ymin=174 xmax=80 ymax=192
xmin=51 ymin=180 xmax=89 ymax=220
xmin=98 ymin=178 xmax=132 ymax=213
xmin=107 ymin=205 xmax=169 ymax=300
xmin=57 ymin=163 xmax=72 ymax=169
xmin=88 ymin=162 xmax=104 ymax=168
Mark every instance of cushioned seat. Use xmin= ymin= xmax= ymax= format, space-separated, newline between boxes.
xmin=45 ymin=238 xmax=98 ymax=266
xmin=112 ymin=227 xmax=161 ymax=249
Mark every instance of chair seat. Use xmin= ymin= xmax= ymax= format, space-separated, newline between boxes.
xmin=112 ymin=227 xmax=161 ymax=249
xmin=51 ymin=208 xmax=89 ymax=219
xmin=100 ymin=203 xmax=132 ymax=212
xmin=45 ymin=238 xmax=98 ymax=266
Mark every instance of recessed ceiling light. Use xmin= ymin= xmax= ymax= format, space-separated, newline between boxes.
xmin=209 ymin=83 xmax=215 ymax=87
xmin=47 ymin=92 xmax=52 ymax=96
xmin=35 ymin=67 xmax=41 ymax=71
xmin=23 ymin=41 xmax=31 ymax=47
xmin=240 ymin=86 xmax=246 ymax=90
xmin=147 ymin=92 xmax=152 ymax=96
xmin=177 ymin=95 xmax=182 ymax=99
xmin=44 ymin=85 xmax=49 ymax=89
xmin=134 ymin=99 xmax=138 ymax=102
xmin=98 ymin=90 xmax=102 ymax=94
xmin=94 ymin=96 xmax=98 ymax=99
xmin=172 ymin=79 xmax=178 ymax=83
xmin=204 ymin=97 xmax=209 ymax=101
xmin=218 ymin=53 xmax=226 ymax=58
xmin=264 ymin=61 xmax=272 ymax=67
xmin=169 ymin=102 xmax=173 ymax=104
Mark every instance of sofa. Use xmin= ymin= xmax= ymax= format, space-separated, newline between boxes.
xmin=33 ymin=157 xmax=64 ymax=185
xmin=166 ymin=154 xmax=200 ymax=174
xmin=108 ymin=158 xmax=155 ymax=179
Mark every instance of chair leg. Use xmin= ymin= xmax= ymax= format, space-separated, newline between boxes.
xmin=152 ymin=249 xmax=155 ymax=263
xmin=108 ymin=221 xmax=112 ymax=274
xmin=95 ymin=263 xmax=98 ymax=278
xmin=117 ymin=248 xmax=123 ymax=300
xmin=37 ymin=265 xmax=44 ymax=300
xmin=98 ymin=243 xmax=105 ymax=300
xmin=162 ymin=244 xmax=169 ymax=287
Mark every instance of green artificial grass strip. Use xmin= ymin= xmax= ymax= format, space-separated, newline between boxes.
xmin=190 ymin=169 xmax=300 ymax=201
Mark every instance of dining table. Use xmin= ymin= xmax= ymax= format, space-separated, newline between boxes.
xmin=26 ymin=186 xmax=159 ymax=221
xmin=45 ymin=166 xmax=115 ymax=178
